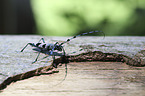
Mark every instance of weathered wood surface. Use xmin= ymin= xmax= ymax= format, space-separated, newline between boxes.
xmin=0 ymin=35 xmax=145 ymax=95
xmin=1 ymin=62 xmax=145 ymax=96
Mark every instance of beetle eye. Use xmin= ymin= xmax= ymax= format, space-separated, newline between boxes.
xmin=42 ymin=44 xmax=46 ymax=48
xmin=36 ymin=43 xmax=41 ymax=47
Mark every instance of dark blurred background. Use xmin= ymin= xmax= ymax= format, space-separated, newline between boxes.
xmin=0 ymin=0 xmax=35 ymax=34
xmin=0 ymin=0 xmax=145 ymax=36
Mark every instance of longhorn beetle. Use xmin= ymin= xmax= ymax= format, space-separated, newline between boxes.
xmin=20 ymin=30 xmax=104 ymax=84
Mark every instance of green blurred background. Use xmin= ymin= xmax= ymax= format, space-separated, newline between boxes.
xmin=0 ymin=0 xmax=145 ymax=36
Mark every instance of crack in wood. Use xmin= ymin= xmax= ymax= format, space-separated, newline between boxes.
xmin=0 ymin=51 xmax=144 ymax=90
